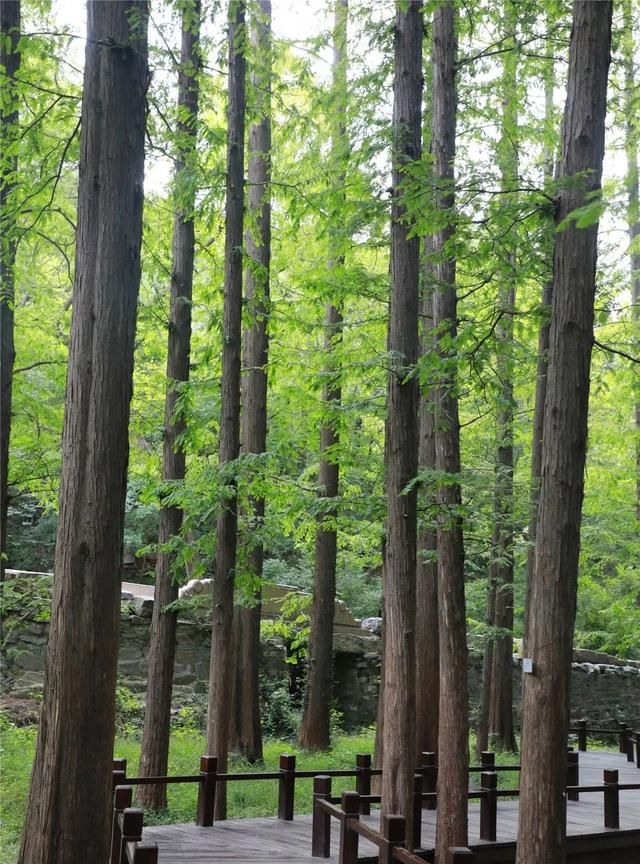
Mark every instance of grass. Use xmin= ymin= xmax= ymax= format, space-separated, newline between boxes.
xmin=0 ymin=718 xmax=375 ymax=864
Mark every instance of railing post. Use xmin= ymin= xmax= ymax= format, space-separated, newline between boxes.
xmin=379 ymin=814 xmax=405 ymax=864
xmin=278 ymin=753 xmax=296 ymax=821
xmin=119 ymin=807 xmax=144 ymax=864
xmin=421 ymin=751 xmax=437 ymax=811
xmin=618 ymin=722 xmax=628 ymax=754
xmin=339 ymin=791 xmax=360 ymax=864
xmin=312 ymin=775 xmax=332 ymax=858
xmin=110 ymin=786 xmax=133 ymax=864
xmin=356 ymin=753 xmax=372 ymax=815
xmin=481 ymin=751 xmax=495 ymax=770
xmin=412 ymin=773 xmax=422 ymax=850
xmin=635 ymin=731 xmax=640 ymax=769
xmin=625 ymin=731 xmax=634 ymax=763
xmin=128 ymin=842 xmax=159 ymax=863
xmin=445 ymin=848 xmax=474 ymax=863
xmin=196 ymin=755 xmax=217 ymax=827
xmin=577 ymin=720 xmax=588 ymax=752
xmin=479 ymin=771 xmax=497 ymax=842
xmin=603 ymin=769 xmax=619 ymax=830
xmin=113 ymin=758 xmax=127 ymax=790
xmin=567 ymin=749 xmax=579 ymax=802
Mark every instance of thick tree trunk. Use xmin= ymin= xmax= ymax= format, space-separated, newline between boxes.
xmin=18 ymin=4 xmax=148 ymax=862
xmin=230 ymin=0 xmax=271 ymax=764
xmin=524 ymin=19 xmax=555 ymax=655
xmin=207 ymin=0 xmax=246 ymax=821
xmin=300 ymin=0 xmax=347 ymax=753
xmin=381 ymin=0 xmax=422 ymax=840
xmin=137 ymin=0 xmax=201 ymax=810
xmin=515 ymin=4 xmax=612 ymax=864
xmin=622 ymin=0 xmax=640 ymax=521
xmin=416 ymin=273 xmax=439 ymax=757
xmin=487 ymin=5 xmax=518 ymax=753
xmin=0 ymin=0 xmax=20 ymax=582
xmin=431 ymin=4 xmax=469 ymax=859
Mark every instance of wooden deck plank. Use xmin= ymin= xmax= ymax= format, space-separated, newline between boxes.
xmin=143 ymin=751 xmax=640 ymax=863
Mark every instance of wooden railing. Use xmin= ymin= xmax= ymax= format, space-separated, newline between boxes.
xmin=569 ymin=720 xmax=640 ymax=764
xmin=109 ymin=785 xmax=158 ymax=864
xmin=311 ymin=768 xmax=640 ymax=863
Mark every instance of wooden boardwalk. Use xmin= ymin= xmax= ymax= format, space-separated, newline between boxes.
xmin=143 ymin=751 xmax=640 ymax=863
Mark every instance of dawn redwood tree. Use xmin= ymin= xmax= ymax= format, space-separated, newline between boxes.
xmin=380 ymin=0 xmax=422 ymax=837
xmin=137 ymin=0 xmax=201 ymax=810
xmin=230 ymin=0 xmax=271 ymax=764
xmin=524 ymin=11 xmax=556 ymax=655
xmin=431 ymin=2 xmax=469 ymax=858
xmin=0 ymin=0 xmax=20 ymax=582
xmin=299 ymin=0 xmax=348 ymax=753
xmin=487 ymin=0 xmax=518 ymax=754
xmin=207 ymin=0 xmax=246 ymax=820
xmin=516 ymin=4 xmax=612 ymax=864
xmin=622 ymin=0 xmax=639 ymax=520
xmin=416 ymin=239 xmax=439 ymax=757
xmin=18 ymin=3 xmax=148 ymax=862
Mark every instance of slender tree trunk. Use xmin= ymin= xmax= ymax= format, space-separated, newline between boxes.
xmin=416 ymin=257 xmax=439 ymax=757
xmin=431 ymin=4 xmax=469 ymax=859
xmin=230 ymin=0 xmax=271 ymax=764
xmin=206 ymin=0 xmax=246 ymax=821
xmin=476 ymin=583 xmax=495 ymax=757
xmin=381 ymin=0 xmax=422 ymax=840
xmin=487 ymin=3 xmax=518 ymax=753
xmin=137 ymin=0 xmax=201 ymax=810
xmin=300 ymin=0 xmax=347 ymax=753
xmin=622 ymin=0 xmax=640 ymax=521
xmin=18 ymin=4 xmax=148 ymax=861
xmin=516 ymin=5 xmax=612 ymax=864
xmin=0 ymin=0 xmax=20 ymax=582
xmin=524 ymin=16 xmax=556 ymax=655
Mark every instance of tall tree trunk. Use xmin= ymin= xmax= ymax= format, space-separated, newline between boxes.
xmin=431 ymin=3 xmax=469 ymax=859
xmin=524 ymin=13 xmax=556 ymax=655
xmin=137 ymin=0 xmax=201 ymax=810
xmin=230 ymin=0 xmax=271 ymax=764
xmin=381 ymin=0 xmax=422 ymax=840
xmin=476 ymin=584 xmax=495 ymax=757
xmin=300 ymin=0 xmax=347 ymax=753
xmin=622 ymin=0 xmax=640 ymax=521
xmin=18 ymin=3 xmax=148 ymax=861
xmin=416 ymin=251 xmax=439 ymax=757
xmin=487 ymin=0 xmax=518 ymax=754
xmin=0 ymin=0 xmax=20 ymax=582
xmin=515 ymin=4 xmax=612 ymax=864
xmin=206 ymin=0 xmax=246 ymax=821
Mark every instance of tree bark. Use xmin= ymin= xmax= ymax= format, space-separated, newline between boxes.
xmin=18 ymin=3 xmax=148 ymax=861
xmin=515 ymin=4 xmax=612 ymax=864
xmin=137 ymin=0 xmax=201 ymax=810
xmin=0 ymin=0 xmax=20 ymax=582
xmin=207 ymin=0 xmax=246 ymax=821
xmin=487 ymin=0 xmax=518 ymax=754
xmin=381 ymin=0 xmax=422 ymax=841
xmin=431 ymin=4 xmax=469 ymax=859
xmin=300 ymin=0 xmax=347 ymax=753
xmin=622 ymin=0 xmax=640 ymax=521
xmin=524 ymin=14 xmax=556 ymax=655
xmin=416 ymin=261 xmax=439 ymax=757
xmin=230 ymin=0 xmax=271 ymax=764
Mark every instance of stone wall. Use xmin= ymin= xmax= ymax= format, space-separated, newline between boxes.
xmin=2 ymin=572 xmax=639 ymax=730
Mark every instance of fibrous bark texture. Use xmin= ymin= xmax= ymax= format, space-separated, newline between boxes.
xmin=137 ymin=0 xmax=201 ymax=811
xmin=0 ymin=0 xmax=20 ymax=582
xmin=18 ymin=3 xmax=148 ymax=862
xmin=431 ymin=3 xmax=469 ymax=859
xmin=416 ymin=266 xmax=439 ymax=757
xmin=300 ymin=0 xmax=347 ymax=753
xmin=230 ymin=0 xmax=271 ymax=764
xmin=207 ymin=0 xmax=246 ymax=821
xmin=515 ymin=4 xmax=612 ymax=863
xmin=381 ymin=0 xmax=422 ymax=841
